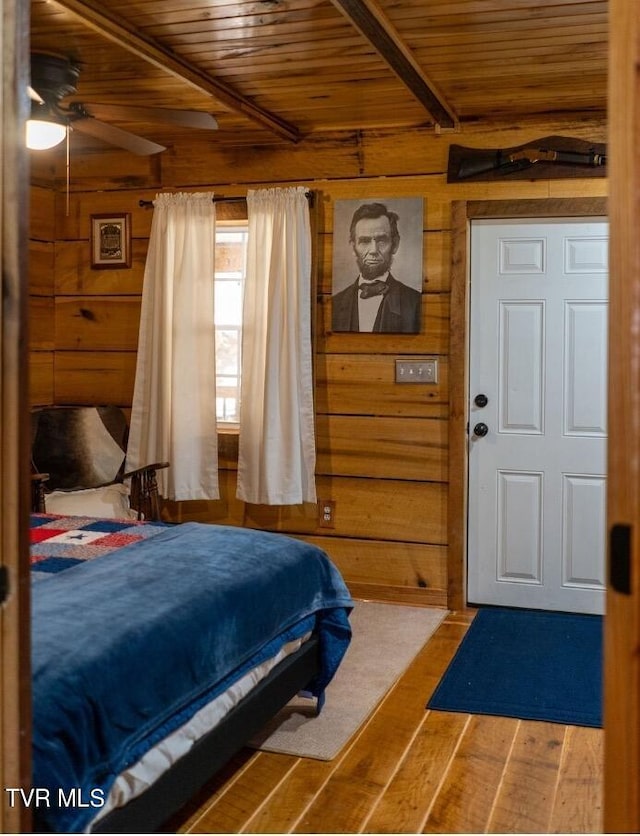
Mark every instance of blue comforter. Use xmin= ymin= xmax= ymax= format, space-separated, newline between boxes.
xmin=31 ymin=521 xmax=353 ymax=833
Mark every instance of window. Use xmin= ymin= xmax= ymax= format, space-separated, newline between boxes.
xmin=214 ymin=224 xmax=248 ymax=425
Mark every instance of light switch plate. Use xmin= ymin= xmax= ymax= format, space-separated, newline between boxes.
xmin=395 ymin=359 xmax=438 ymax=384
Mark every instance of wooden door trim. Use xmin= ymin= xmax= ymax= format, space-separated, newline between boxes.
xmin=1 ymin=0 xmax=32 ymax=830
xmin=447 ymin=196 xmax=608 ymax=610
xmin=605 ymin=0 xmax=640 ymax=827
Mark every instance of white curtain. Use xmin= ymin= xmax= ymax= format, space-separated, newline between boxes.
xmin=126 ymin=192 xmax=219 ymax=501
xmin=237 ymin=186 xmax=317 ymax=505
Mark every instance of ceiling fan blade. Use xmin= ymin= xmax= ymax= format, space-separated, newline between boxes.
xmin=81 ymin=103 xmax=218 ymax=130
xmin=72 ymin=116 xmax=166 ymax=156
xmin=28 ymin=85 xmax=44 ymax=104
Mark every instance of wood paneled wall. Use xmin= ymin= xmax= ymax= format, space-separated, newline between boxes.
xmin=28 ymin=115 xmax=607 ymax=606
xmin=29 ymin=185 xmax=55 ymax=406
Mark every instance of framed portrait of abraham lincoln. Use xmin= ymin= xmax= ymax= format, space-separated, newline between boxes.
xmin=331 ymin=197 xmax=424 ymax=334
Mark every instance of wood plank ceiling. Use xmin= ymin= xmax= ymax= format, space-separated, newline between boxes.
xmin=28 ymin=0 xmax=607 ymax=154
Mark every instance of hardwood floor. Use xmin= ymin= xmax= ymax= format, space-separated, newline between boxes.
xmin=169 ymin=609 xmax=603 ymax=834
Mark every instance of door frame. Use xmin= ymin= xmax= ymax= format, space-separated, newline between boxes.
xmin=0 ymin=0 xmax=32 ymax=831
xmin=447 ymin=196 xmax=608 ymax=610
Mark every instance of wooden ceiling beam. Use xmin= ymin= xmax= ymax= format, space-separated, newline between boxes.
xmin=50 ymin=0 xmax=301 ymax=142
xmin=328 ymin=0 xmax=458 ymax=130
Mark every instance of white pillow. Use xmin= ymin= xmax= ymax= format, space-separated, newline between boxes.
xmin=44 ymin=483 xmax=138 ymax=520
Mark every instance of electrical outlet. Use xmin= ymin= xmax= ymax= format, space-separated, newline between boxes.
xmin=318 ymin=499 xmax=336 ymax=528
xmin=395 ymin=358 xmax=438 ymax=384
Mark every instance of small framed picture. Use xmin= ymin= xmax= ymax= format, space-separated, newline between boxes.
xmin=90 ymin=213 xmax=131 ymax=269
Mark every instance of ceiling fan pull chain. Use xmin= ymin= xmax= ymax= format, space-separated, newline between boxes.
xmin=65 ymin=125 xmax=70 ymax=217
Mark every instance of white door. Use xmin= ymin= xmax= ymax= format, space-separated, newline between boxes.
xmin=467 ymin=218 xmax=608 ymax=615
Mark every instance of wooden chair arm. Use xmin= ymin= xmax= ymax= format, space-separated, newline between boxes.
xmin=124 ymin=462 xmax=170 ymax=522
xmin=122 ymin=462 xmax=170 ymax=480
xmin=31 ymin=472 xmax=49 ymax=513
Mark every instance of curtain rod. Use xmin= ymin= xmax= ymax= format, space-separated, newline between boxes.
xmin=138 ymin=191 xmax=314 ymax=209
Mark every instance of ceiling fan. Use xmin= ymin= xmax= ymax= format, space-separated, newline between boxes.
xmin=28 ymin=52 xmax=219 ymax=155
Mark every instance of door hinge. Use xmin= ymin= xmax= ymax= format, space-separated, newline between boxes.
xmin=610 ymin=524 xmax=632 ymax=595
xmin=0 ymin=565 xmax=9 ymax=605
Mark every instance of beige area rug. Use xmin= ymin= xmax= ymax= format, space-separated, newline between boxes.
xmin=250 ymin=600 xmax=448 ymax=761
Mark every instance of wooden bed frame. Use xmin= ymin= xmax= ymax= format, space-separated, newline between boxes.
xmin=91 ymin=635 xmax=320 ymax=833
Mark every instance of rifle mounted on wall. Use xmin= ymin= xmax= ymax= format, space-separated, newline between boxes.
xmin=448 ymin=136 xmax=607 ymax=183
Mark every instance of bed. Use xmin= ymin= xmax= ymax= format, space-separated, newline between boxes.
xmin=29 ymin=513 xmax=353 ymax=833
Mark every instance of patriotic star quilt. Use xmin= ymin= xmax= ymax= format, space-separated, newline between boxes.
xmin=30 ymin=513 xmax=170 ymax=579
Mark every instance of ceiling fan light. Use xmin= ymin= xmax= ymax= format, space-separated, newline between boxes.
xmin=26 ymin=118 xmax=66 ymax=150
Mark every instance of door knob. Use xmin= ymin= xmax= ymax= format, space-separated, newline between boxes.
xmin=474 ymin=393 xmax=488 ymax=408
xmin=473 ymin=422 xmax=489 ymax=437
